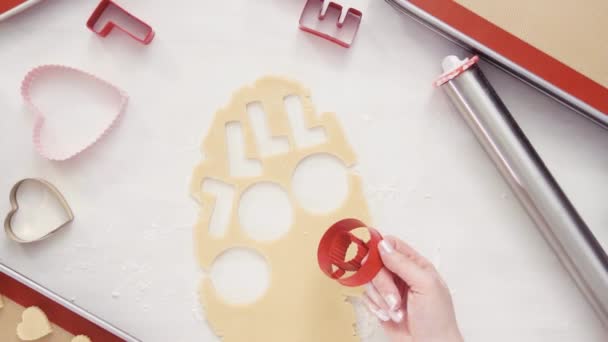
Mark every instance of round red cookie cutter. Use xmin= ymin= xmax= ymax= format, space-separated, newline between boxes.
xmin=317 ymin=218 xmax=385 ymax=287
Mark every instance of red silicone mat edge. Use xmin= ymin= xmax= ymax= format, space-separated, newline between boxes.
xmin=409 ymin=0 xmax=608 ymax=115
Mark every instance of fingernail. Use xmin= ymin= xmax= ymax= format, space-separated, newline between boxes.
xmin=389 ymin=309 xmax=404 ymax=323
xmin=379 ymin=240 xmax=394 ymax=254
xmin=373 ymin=309 xmax=390 ymax=322
xmin=385 ymin=294 xmax=398 ymax=311
xmin=365 ymin=284 xmax=378 ymax=300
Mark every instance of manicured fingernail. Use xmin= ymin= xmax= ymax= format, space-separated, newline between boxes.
xmin=385 ymin=294 xmax=399 ymax=311
xmin=389 ymin=309 xmax=404 ymax=323
xmin=374 ymin=309 xmax=390 ymax=322
xmin=379 ymin=240 xmax=394 ymax=254
xmin=365 ymin=284 xmax=378 ymax=299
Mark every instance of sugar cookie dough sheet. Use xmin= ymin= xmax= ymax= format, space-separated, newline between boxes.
xmin=190 ymin=77 xmax=371 ymax=341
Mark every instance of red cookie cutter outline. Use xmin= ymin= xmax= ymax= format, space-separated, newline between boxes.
xmin=299 ymin=0 xmax=362 ymax=48
xmin=318 ymin=218 xmax=384 ymax=286
xmin=86 ymin=0 xmax=155 ymax=45
xmin=434 ymin=55 xmax=480 ymax=87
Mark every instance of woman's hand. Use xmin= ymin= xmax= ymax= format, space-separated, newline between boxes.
xmin=363 ymin=236 xmax=463 ymax=342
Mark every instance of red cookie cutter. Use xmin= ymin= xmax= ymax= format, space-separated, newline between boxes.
xmin=299 ymin=0 xmax=362 ymax=48
xmin=86 ymin=0 xmax=155 ymax=45
xmin=318 ymin=218 xmax=384 ymax=286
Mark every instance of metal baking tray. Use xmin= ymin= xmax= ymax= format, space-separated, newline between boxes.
xmin=0 ymin=263 xmax=140 ymax=341
xmin=0 ymin=0 xmax=42 ymax=21
xmin=385 ymin=0 xmax=608 ymax=129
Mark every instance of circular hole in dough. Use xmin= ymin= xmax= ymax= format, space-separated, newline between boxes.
xmin=238 ymin=182 xmax=293 ymax=241
xmin=210 ymin=248 xmax=270 ymax=305
xmin=292 ymin=153 xmax=349 ymax=214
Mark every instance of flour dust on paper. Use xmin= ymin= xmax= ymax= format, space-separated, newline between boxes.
xmin=190 ymin=76 xmax=378 ymax=341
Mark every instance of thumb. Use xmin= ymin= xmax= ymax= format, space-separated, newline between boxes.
xmin=378 ymin=239 xmax=430 ymax=292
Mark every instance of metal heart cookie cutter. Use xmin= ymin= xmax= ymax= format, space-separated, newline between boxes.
xmin=299 ymin=0 xmax=363 ymax=48
xmin=318 ymin=218 xmax=383 ymax=286
xmin=87 ymin=0 xmax=155 ymax=45
xmin=4 ymin=178 xmax=74 ymax=244
xmin=21 ymin=65 xmax=128 ymax=161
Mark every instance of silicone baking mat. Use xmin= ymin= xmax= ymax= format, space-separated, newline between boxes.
xmin=0 ymin=264 xmax=138 ymax=341
xmin=403 ymin=0 xmax=608 ymax=123
xmin=455 ymin=0 xmax=607 ymax=89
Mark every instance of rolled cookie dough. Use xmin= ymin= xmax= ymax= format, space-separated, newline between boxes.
xmin=191 ymin=77 xmax=371 ymax=341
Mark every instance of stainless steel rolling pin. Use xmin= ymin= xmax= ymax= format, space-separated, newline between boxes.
xmin=439 ymin=55 xmax=608 ymax=327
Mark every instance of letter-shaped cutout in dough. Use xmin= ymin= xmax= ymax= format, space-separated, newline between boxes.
xmin=190 ymin=77 xmax=371 ymax=341
xmin=72 ymin=335 xmax=92 ymax=342
xmin=16 ymin=306 xmax=52 ymax=341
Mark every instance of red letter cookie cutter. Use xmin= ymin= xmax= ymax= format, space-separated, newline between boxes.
xmin=318 ymin=218 xmax=407 ymax=294
xmin=87 ymin=0 xmax=155 ymax=45
xmin=299 ymin=0 xmax=362 ymax=48
xmin=21 ymin=65 xmax=128 ymax=161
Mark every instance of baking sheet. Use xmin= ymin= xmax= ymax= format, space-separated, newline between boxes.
xmin=388 ymin=0 xmax=608 ymax=128
xmin=0 ymin=264 xmax=138 ymax=341
xmin=457 ymin=0 xmax=607 ymax=88
xmin=0 ymin=0 xmax=40 ymax=20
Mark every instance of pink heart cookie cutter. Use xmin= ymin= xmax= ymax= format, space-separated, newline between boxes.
xmin=21 ymin=65 xmax=129 ymax=161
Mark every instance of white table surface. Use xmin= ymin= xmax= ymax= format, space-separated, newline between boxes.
xmin=1 ymin=1 xmax=607 ymax=341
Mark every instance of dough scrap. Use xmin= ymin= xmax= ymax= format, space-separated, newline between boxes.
xmin=16 ymin=306 xmax=52 ymax=341
xmin=71 ymin=335 xmax=91 ymax=342
xmin=191 ymin=76 xmax=371 ymax=341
